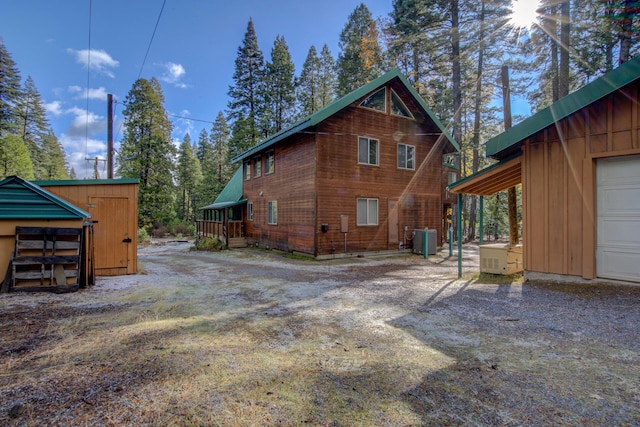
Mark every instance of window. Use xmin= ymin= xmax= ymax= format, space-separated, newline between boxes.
xmin=268 ymin=201 xmax=278 ymax=225
xmin=265 ymin=150 xmax=275 ymax=174
xmin=397 ymin=144 xmax=415 ymax=170
xmin=360 ymin=88 xmax=386 ymax=112
xmin=357 ymin=198 xmax=378 ymax=226
xmin=244 ymin=160 xmax=251 ymax=180
xmin=391 ymin=90 xmax=413 ymax=118
xmin=248 ymin=202 xmax=253 ymax=221
xmin=448 ymin=171 xmax=458 ymax=184
xmin=358 ymin=137 xmax=379 ymax=165
xmin=254 ymin=155 xmax=262 ymax=177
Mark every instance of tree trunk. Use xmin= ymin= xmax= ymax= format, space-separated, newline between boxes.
xmin=451 ymin=0 xmax=462 ymax=241
xmin=559 ymin=0 xmax=570 ymax=98
xmin=619 ymin=0 xmax=634 ymax=64
xmin=501 ymin=66 xmax=519 ymax=245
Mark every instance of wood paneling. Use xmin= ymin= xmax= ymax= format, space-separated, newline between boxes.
xmin=522 ymin=80 xmax=640 ymax=279
xmin=40 ymin=182 xmax=138 ymax=275
xmin=243 ymin=83 xmax=449 ymax=256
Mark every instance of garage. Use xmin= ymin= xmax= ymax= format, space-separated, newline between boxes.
xmin=597 ymin=154 xmax=640 ymax=282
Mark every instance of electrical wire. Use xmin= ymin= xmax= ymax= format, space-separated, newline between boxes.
xmin=137 ymin=0 xmax=167 ymax=80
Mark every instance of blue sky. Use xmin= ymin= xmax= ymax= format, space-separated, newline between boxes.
xmin=1 ymin=0 xmax=393 ymax=178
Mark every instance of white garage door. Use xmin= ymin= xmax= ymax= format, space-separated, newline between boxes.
xmin=596 ymin=155 xmax=640 ymax=282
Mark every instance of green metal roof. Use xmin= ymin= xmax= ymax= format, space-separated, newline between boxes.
xmin=32 ymin=178 xmax=139 ymax=186
xmin=487 ymin=55 xmax=640 ymax=159
xmin=200 ymin=167 xmax=246 ymax=210
xmin=0 ymin=176 xmax=91 ymax=219
xmin=232 ymin=68 xmax=459 ymax=163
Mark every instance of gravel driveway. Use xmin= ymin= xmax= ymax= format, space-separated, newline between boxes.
xmin=1 ymin=241 xmax=639 ymax=426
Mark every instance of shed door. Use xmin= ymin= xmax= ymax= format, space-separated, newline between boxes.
xmin=596 ymin=155 xmax=640 ymax=282
xmin=91 ymin=197 xmax=129 ymax=271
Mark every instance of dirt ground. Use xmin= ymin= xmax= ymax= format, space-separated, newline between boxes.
xmin=1 ymin=241 xmax=639 ymax=427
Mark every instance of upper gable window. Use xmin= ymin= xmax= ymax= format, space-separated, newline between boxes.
xmin=391 ymin=90 xmax=413 ymax=118
xmin=360 ymin=88 xmax=386 ymax=112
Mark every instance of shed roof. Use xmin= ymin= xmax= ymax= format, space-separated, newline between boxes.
xmin=32 ymin=178 xmax=139 ymax=186
xmin=487 ymin=55 xmax=640 ymax=159
xmin=448 ymin=153 xmax=522 ymax=196
xmin=201 ymin=167 xmax=246 ymax=210
xmin=232 ymin=68 xmax=459 ymax=163
xmin=0 ymin=176 xmax=91 ymax=219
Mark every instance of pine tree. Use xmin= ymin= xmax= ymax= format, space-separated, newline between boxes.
xmin=0 ymin=134 xmax=34 ymax=179
xmin=318 ymin=44 xmax=337 ymax=108
xmin=16 ymin=76 xmax=51 ymax=178
xmin=117 ymin=77 xmax=176 ymax=229
xmin=297 ymin=45 xmax=337 ymax=116
xmin=41 ymin=130 xmax=69 ymax=179
xmin=195 ymin=128 xmax=210 ymax=165
xmin=228 ymin=18 xmax=265 ymax=150
xmin=336 ymin=3 xmax=385 ymax=97
xmin=0 ymin=40 xmax=23 ymax=137
xmin=263 ymin=35 xmax=296 ymax=135
xmin=176 ymin=132 xmax=203 ymax=222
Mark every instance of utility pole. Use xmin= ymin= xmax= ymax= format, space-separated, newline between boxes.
xmin=107 ymin=93 xmax=114 ymax=178
xmin=500 ymin=66 xmax=519 ymax=246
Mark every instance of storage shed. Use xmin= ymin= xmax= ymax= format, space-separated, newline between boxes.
xmin=0 ymin=176 xmax=91 ymax=292
xmin=32 ymin=178 xmax=138 ymax=276
xmin=450 ymin=57 xmax=640 ymax=284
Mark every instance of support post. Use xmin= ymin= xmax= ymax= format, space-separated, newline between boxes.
xmin=423 ymin=230 xmax=428 ymax=259
xmin=107 ymin=93 xmax=114 ymax=179
xmin=458 ymin=193 xmax=462 ymax=278
xmin=479 ymin=195 xmax=484 ymax=245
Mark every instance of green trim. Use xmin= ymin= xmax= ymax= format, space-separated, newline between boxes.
xmin=443 ymin=162 xmax=459 ymax=170
xmin=487 ymin=56 xmax=640 ymax=158
xmin=232 ymin=68 xmax=459 ymax=163
xmin=0 ymin=176 xmax=91 ymax=219
xmin=200 ymin=167 xmax=245 ymax=210
xmin=32 ymin=178 xmax=139 ymax=186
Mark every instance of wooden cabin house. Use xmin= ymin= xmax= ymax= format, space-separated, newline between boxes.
xmin=200 ymin=69 xmax=459 ymax=257
xmin=32 ymin=179 xmax=139 ymax=276
xmin=0 ymin=176 xmax=92 ymax=292
xmin=450 ymin=56 xmax=640 ymax=284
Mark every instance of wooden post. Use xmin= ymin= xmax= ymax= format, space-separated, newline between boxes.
xmin=107 ymin=93 xmax=114 ymax=179
xmin=501 ymin=66 xmax=519 ymax=246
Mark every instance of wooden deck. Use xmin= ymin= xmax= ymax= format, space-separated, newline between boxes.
xmin=196 ymin=220 xmax=246 ymax=248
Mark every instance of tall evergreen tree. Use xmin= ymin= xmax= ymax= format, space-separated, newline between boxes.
xmin=176 ymin=132 xmax=203 ymax=222
xmin=318 ymin=44 xmax=337 ymax=107
xmin=210 ymin=111 xmax=232 ymax=191
xmin=262 ymin=35 xmax=296 ymax=135
xmin=0 ymin=134 xmax=34 ymax=179
xmin=0 ymin=40 xmax=22 ymax=137
xmin=117 ymin=77 xmax=176 ymax=229
xmin=228 ymin=18 xmax=265 ymax=151
xmin=41 ymin=130 xmax=69 ymax=179
xmin=297 ymin=45 xmax=323 ymax=116
xmin=195 ymin=128 xmax=210 ymax=165
xmin=16 ymin=76 xmax=50 ymax=178
xmin=336 ymin=3 xmax=385 ymax=96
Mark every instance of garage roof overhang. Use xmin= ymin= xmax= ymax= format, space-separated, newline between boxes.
xmin=449 ymin=153 xmax=522 ymax=196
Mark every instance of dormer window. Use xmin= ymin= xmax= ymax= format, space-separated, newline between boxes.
xmin=360 ymin=88 xmax=386 ymax=112
xmin=391 ymin=89 xmax=413 ymax=118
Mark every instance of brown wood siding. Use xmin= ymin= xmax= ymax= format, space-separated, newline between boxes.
xmin=315 ymin=96 xmax=445 ymax=256
xmin=40 ymin=183 xmax=138 ymax=275
xmin=243 ymin=133 xmax=317 ymax=254
xmin=522 ymin=80 xmax=640 ymax=279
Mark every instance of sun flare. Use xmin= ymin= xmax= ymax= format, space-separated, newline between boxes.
xmin=510 ymin=0 xmax=540 ymax=29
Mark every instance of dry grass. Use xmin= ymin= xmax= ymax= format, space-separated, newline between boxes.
xmin=1 ymin=244 xmax=639 ymax=426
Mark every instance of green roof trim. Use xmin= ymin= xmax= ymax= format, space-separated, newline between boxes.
xmin=32 ymin=178 xmax=139 ymax=186
xmin=487 ymin=56 xmax=640 ymax=158
xmin=200 ymin=167 xmax=246 ymax=210
xmin=232 ymin=68 xmax=459 ymax=163
xmin=0 ymin=176 xmax=91 ymax=219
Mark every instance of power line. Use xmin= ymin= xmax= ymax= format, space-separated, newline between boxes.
xmin=137 ymin=0 xmax=167 ymax=80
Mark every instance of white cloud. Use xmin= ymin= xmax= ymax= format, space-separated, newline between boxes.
xmin=161 ymin=62 xmax=188 ymax=88
xmin=68 ymin=85 xmax=108 ymax=100
xmin=66 ymin=106 xmax=105 ymax=137
xmin=67 ymin=48 xmax=119 ymax=78
xmin=45 ymin=100 xmax=63 ymax=116
xmin=60 ymin=135 xmax=108 ymax=179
